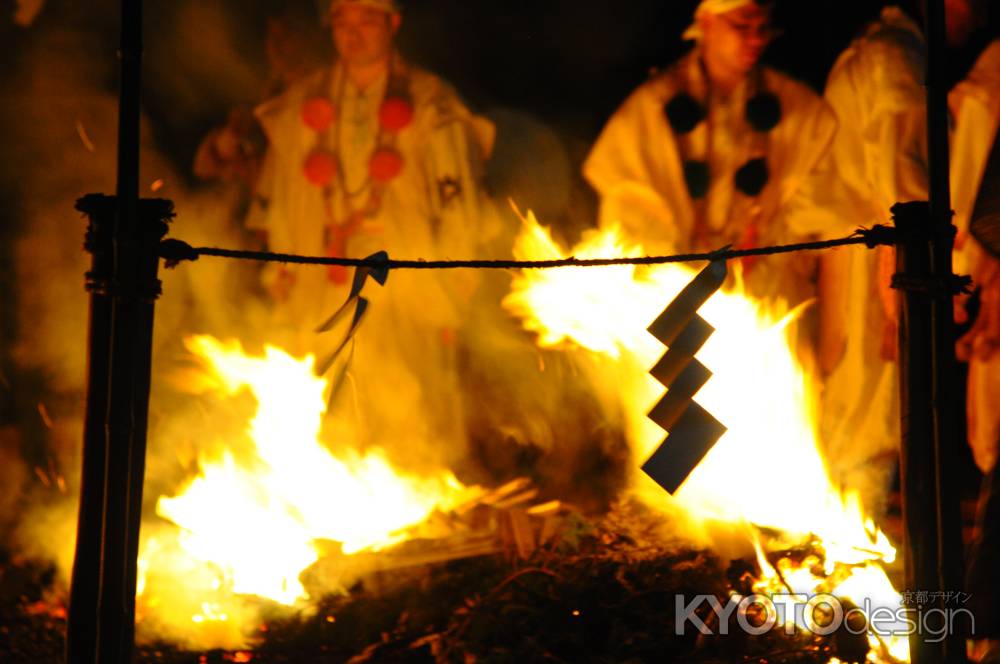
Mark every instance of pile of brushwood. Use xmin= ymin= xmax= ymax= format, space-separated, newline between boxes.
xmin=147 ymin=502 xmax=872 ymax=663
xmin=1 ymin=501 xmax=875 ymax=663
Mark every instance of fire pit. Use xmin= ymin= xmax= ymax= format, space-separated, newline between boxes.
xmin=1 ymin=212 xmax=922 ymax=663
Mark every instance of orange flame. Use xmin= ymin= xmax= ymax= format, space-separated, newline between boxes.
xmin=136 ymin=336 xmax=474 ymax=647
xmin=504 ymin=212 xmax=909 ymax=662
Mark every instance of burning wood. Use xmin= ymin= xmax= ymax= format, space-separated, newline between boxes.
xmin=1 ymin=497 xmax=928 ymax=662
xmin=504 ymin=214 xmax=913 ymax=661
xmin=301 ymin=477 xmax=570 ymax=595
xmin=68 ymin=209 xmax=906 ymax=662
xmin=1 ymin=210 xmax=919 ymax=663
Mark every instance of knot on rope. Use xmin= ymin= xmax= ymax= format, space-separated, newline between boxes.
xmin=159 ymin=239 xmax=200 ymax=268
xmin=854 ymin=225 xmax=899 ymax=249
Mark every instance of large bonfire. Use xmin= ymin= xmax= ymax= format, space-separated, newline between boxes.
xmin=124 ymin=212 xmax=908 ymax=661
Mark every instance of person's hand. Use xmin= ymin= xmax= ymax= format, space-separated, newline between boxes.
xmin=193 ymin=108 xmax=260 ymax=183
xmin=957 ymin=256 xmax=1000 ymax=362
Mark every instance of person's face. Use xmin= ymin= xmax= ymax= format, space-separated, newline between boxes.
xmin=330 ymin=5 xmax=400 ymax=67
xmin=700 ymin=4 xmax=774 ymax=75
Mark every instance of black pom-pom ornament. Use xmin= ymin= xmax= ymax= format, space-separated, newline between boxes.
xmin=735 ymin=157 xmax=769 ymax=196
xmin=746 ymin=91 xmax=781 ymax=132
xmin=665 ymin=93 xmax=706 ymax=134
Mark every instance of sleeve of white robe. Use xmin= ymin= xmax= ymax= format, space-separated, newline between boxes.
xmin=807 ymin=17 xmax=927 ymax=412
xmin=244 ymin=105 xmax=289 ymax=293
xmin=835 ymin=14 xmax=929 ymax=219
xmin=248 ymin=78 xmax=319 ymax=292
xmin=583 ymin=82 xmax=692 ymax=253
xmin=950 ymin=40 xmax=1000 ymax=472
xmin=245 ymin=142 xmax=276 ymax=233
xmin=789 ymin=26 xmax=928 ymax=243
xmin=417 ymin=99 xmax=498 ymax=306
xmin=422 ymin=117 xmax=493 ymax=259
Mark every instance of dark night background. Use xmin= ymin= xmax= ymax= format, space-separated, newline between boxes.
xmin=0 ymin=2 xmax=926 ymax=176
xmin=1 ymin=0 xmax=996 ymax=222
xmin=4 ymin=0 xmax=995 ymax=220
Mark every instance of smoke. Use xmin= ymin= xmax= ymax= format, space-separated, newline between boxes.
xmin=458 ymin=277 xmax=632 ymax=511
xmin=0 ymin=427 xmax=29 ymax=541
xmin=0 ymin=0 xmax=640 ymax=650
xmin=0 ymin=0 xmax=268 ymax=587
xmin=145 ymin=1 xmax=266 ymax=120
xmin=0 ymin=18 xmax=125 ymax=587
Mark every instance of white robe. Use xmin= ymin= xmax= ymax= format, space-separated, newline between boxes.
xmin=951 ymin=40 xmax=1000 ymax=473
xmin=821 ymin=17 xmax=1000 ymax=505
xmin=583 ymin=48 xmax=838 ymax=311
xmin=817 ymin=7 xmax=928 ymax=514
xmin=247 ymin=58 xmax=496 ymax=470
xmin=250 ymin=59 xmax=495 ymax=331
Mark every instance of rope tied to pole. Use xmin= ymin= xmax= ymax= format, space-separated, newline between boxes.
xmin=157 ymin=224 xmax=900 ymax=271
xmin=890 ymin=273 xmax=974 ymax=298
xmin=78 ymin=195 xmax=176 ymax=299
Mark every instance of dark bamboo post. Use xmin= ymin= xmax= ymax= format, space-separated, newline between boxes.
xmin=67 ymin=195 xmax=117 ymax=664
xmin=67 ymin=200 xmax=168 ymax=664
xmin=893 ymin=0 xmax=967 ymax=659
xmin=95 ymin=198 xmax=168 ymax=664
xmin=95 ymin=2 xmax=145 ymax=661
xmin=922 ymin=0 xmax=967 ymax=660
xmin=894 ymin=202 xmax=943 ymax=664
xmin=66 ymin=1 xmax=157 ymax=662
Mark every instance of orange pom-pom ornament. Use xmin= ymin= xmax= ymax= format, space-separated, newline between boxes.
xmin=378 ymin=96 xmax=414 ymax=132
xmin=303 ymin=150 xmax=338 ymax=187
xmin=301 ymin=97 xmax=336 ymax=131
xmin=369 ymin=147 xmax=404 ymax=183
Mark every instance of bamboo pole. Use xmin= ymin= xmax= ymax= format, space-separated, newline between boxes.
xmin=922 ymin=0 xmax=967 ymax=660
xmin=66 ymin=2 xmax=163 ymax=662
xmin=67 ymin=195 xmax=116 ymax=664
xmin=94 ymin=201 xmax=167 ymax=663
xmin=893 ymin=1 xmax=968 ymax=660
xmin=894 ymin=202 xmax=943 ymax=664
xmin=68 ymin=198 xmax=167 ymax=664
xmin=93 ymin=1 xmax=145 ymax=660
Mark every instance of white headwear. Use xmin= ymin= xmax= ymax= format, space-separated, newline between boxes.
xmin=682 ymin=0 xmax=764 ymax=41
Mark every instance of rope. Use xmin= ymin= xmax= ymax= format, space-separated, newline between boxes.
xmin=891 ymin=273 xmax=974 ymax=297
xmin=159 ymin=225 xmax=898 ymax=271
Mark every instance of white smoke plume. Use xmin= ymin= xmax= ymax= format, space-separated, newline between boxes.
xmin=0 ymin=1 xmax=269 ymax=585
xmin=0 ymin=0 xmax=634 ymax=649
